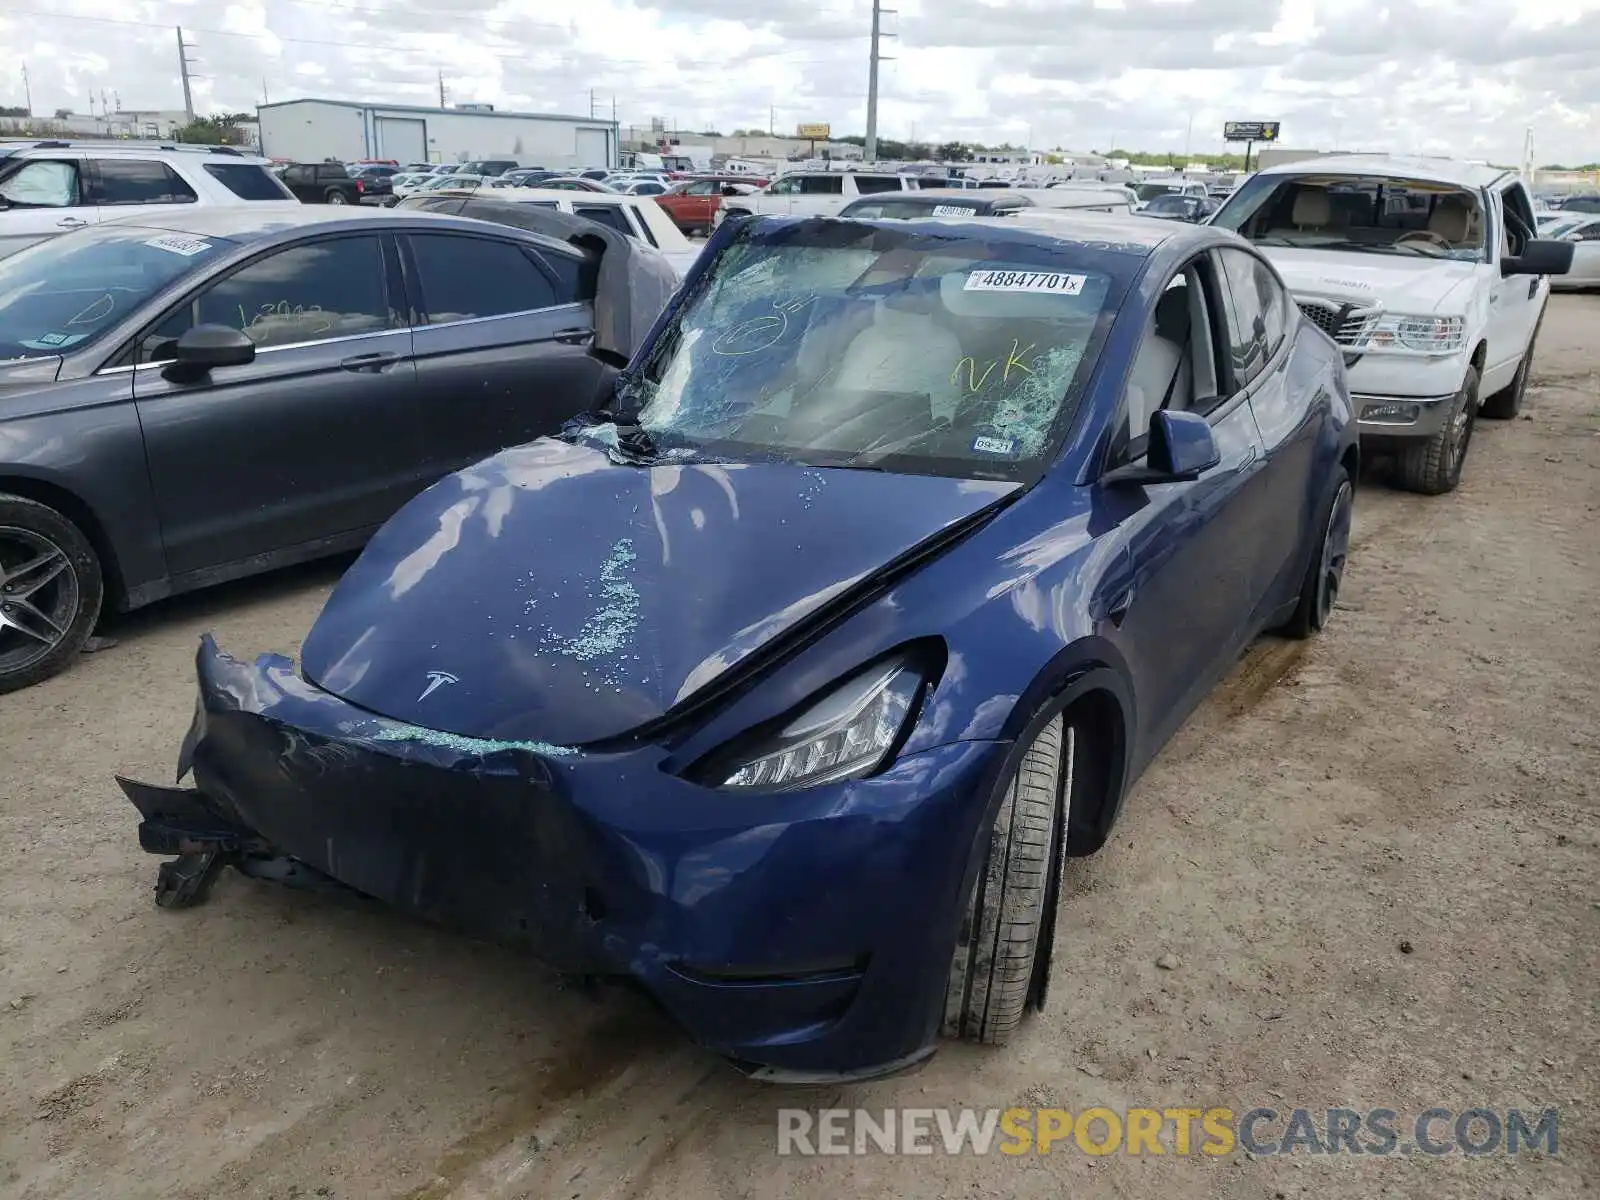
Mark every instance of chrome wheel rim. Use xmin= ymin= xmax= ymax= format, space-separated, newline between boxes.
xmin=0 ymin=527 xmax=78 ymax=673
xmin=1315 ymin=481 xmax=1353 ymax=626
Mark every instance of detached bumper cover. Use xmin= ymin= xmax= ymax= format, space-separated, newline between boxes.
xmin=119 ymin=636 xmax=1005 ymax=1080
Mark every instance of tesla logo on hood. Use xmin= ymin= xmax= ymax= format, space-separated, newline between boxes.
xmin=418 ymin=670 xmax=459 ymax=702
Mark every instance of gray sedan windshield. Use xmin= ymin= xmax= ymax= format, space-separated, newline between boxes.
xmin=0 ymin=226 xmax=227 ymax=360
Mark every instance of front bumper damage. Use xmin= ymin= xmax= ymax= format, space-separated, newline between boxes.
xmin=118 ymin=637 xmax=1005 ymax=1082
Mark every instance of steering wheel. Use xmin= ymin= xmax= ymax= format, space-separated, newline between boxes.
xmin=1396 ymin=230 xmax=1452 ymax=250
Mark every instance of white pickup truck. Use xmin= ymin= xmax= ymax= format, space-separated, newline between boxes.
xmin=1210 ymin=155 xmax=1573 ymax=494
xmin=717 ymin=170 xmax=920 ymax=223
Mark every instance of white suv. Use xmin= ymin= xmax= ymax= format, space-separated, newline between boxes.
xmin=0 ymin=143 xmax=298 ymax=260
xmin=1211 ymin=155 xmax=1573 ymax=494
xmin=718 ymin=170 xmax=920 ymax=223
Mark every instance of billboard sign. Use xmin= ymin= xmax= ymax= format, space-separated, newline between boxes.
xmin=1224 ymin=121 xmax=1280 ymax=142
xmin=796 ymin=123 xmax=831 ymax=140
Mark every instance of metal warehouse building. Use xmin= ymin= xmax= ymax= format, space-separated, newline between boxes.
xmin=256 ymin=99 xmax=617 ymax=169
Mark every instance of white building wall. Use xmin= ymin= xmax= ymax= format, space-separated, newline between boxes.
xmin=258 ymin=101 xmax=366 ymax=161
xmin=257 ymin=101 xmax=615 ymax=168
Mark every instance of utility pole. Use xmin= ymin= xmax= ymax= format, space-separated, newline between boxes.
xmin=589 ymin=88 xmax=596 ymax=119
xmin=437 ymin=70 xmax=446 ymax=108
xmin=1184 ymin=113 xmax=1194 ymax=160
xmin=769 ymin=104 xmax=775 ymax=136
xmin=21 ymin=63 xmax=32 ymax=116
xmin=262 ymin=78 xmax=269 ymax=105
xmin=176 ymin=27 xmax=196 ymax=121
xmin=864 ymin=0 xmax=896 ymax=162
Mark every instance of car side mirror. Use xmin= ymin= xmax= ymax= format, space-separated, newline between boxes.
xmin=1502 ymin=238 xmax=1575 ymax=276
xmin=162 ymin=324 xmax=255 ymax=382
xmin=1104 ymin=410 xmax=1222 ymax=486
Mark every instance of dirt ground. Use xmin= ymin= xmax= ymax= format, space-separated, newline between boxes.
xmin=1 ymin=298 xmax=1595 ymax=1200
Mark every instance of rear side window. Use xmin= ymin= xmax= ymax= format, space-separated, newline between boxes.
xmin=408 ymin=234 xmax=560 ymax=323
xmin=799 ymin=175 xmax=844 ymax=196
xmin=203 ymin=163 xmax=293 ymax=200
xmin=96 ymin=160 xmax=198 ymax=205
xmin=572 ymin=205 xmax=636 ymax=240
xmin=1215 ymin=247 xmax=1284 ymax=387
xmin=853 ymin=175 xmax=904 ymax=195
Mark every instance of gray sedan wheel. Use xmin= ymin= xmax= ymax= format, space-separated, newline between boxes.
xmin=943 ymin=714 xmax=1069 ymax=1045
xmin=0 ymin=494 xmax=103 ymax=693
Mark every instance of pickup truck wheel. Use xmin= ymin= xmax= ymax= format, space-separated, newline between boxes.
xmin=0 ymin=494 xmax=104 ymax=694
xmin=943 ymin=714 xmax=1068 ymax=1045
xmin=1396 ymin=365 xmax=1478 ymax=495
xmin=324 ymin=189 xmax=348 ymax=205
xmin=1481 ymin=311 xmax=1543 ymax=420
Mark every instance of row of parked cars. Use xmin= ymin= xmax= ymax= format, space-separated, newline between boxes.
xmin=1 ymin=137 xmax=1581 ymax=1085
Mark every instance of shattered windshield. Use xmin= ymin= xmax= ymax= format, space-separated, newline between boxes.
xmin=1213 ymin=174 xmax=1489 ymax=262
xmin=609 ymin=223 xmax=1120 ymax=479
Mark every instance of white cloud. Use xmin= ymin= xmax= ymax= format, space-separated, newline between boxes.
xmin=0 ymin=0 xmax=1596 ymax=163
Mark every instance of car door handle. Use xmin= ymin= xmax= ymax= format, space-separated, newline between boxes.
xmin=552 ymin=327 xmax=593 ymax=345
xmin=56 ymin=216 xmax=88 ymax=228
xmin=340 ymin=350 xmax=401 ymax=372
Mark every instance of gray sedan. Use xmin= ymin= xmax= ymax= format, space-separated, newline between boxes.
xmin=0 ymin=205 xmax=674 ymax=692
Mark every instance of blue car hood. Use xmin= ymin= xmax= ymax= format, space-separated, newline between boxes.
xmin=301 ymin=438 xmax=1016 ymax=746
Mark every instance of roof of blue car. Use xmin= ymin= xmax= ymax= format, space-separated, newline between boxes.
xmin=748 ymin=211 xmax=1185 ymax=258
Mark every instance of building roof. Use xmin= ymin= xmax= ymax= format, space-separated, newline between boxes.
xmin=257 ymin=98 xmax=612 ymax=127
xmin=1254 ymin=154 xmax=1511 ymax=190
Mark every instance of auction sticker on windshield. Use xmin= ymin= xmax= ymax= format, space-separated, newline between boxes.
xmin=965 ymin=270 xmax=1086 ymax=295
xmin=144 ymin=234 xmax=213 ymax=257
xmin=932 ymin=205 xmax=978 ymax=216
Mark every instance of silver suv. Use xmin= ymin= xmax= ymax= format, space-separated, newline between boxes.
xmin=0 ymin=142 xmax=297 ymax=259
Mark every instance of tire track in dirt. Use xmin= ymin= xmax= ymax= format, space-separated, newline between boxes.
xmin=412 ymin=1041 xmax=738 ymax=1200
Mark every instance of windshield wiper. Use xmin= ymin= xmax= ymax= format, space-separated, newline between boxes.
xmin=1317 ymin=239 xmax=1429 ymax=257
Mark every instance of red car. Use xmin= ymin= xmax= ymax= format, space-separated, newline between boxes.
xmin=656 ymin=176 xmax=768 ymax=234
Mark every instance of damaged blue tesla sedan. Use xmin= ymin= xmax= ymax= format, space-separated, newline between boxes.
xmin=118 ymin=212 xmax=1357 ymax=1082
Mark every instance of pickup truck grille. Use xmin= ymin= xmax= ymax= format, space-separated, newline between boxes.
xmin=1296 ymin=300 xmax=1372 ymax=346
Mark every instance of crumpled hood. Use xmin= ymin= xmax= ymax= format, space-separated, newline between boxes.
xmin=1258 ymin=246 xmax=1479 ymax=313
xmin=301 ymin=438 xmax=1015 ymax=746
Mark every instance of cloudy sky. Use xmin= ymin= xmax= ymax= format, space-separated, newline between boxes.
xmin=2 ymin=1 xmax=1598 ymax=163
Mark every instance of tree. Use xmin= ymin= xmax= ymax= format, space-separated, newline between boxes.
xmin=938 ymin=141 xmax=969 ymax=162
xmin=175 ymin=111 xmax=253 ymax=146
xmin=0 ymin=105 xmax=28 ymax=118
xmin=54 ymin=107 xmax=72 ymax=119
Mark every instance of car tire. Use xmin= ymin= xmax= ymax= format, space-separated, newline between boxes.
xmin=0 ymin=494 xmax=104 ymax=694
xmin=1481 ymin=310 xmax=1543 ymax=420
xmin=943 ymin=714 xmax=1069 ymax=1046
xmin=1279 ymin=466 xmax=1353 ymax=639
xmin=325 ymin=190 xmax=347 ymax=205
xmin=1396 ymin=364 xmax=1478 ymax=495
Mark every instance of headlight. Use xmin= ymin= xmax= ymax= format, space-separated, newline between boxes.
xmin=1353 ymin=314 xmax=1466 ymax=353
xmin=713 ymin=657 xmax=925 ymax=792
